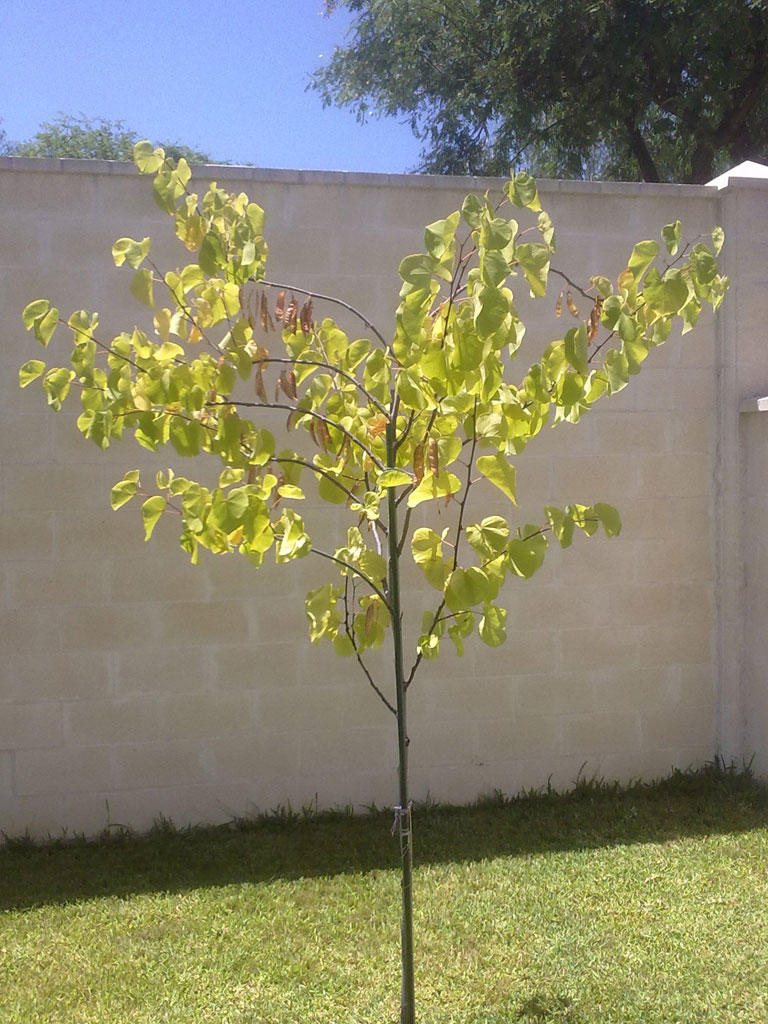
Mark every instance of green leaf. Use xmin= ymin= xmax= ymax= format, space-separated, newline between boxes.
xmin=537 ymin=210 xmax=556 ymax=250
xmin=445 ymin=567 xmax=495 ymax=611
xmin=22 ymin=299 xmax=50 ymax=330
xmin=407 ymin=470 xmax=461 ymax=508
xmin=711 ymin=226 xmax=725 ymax=256
xmin=112 ymin=236 xmax=151 ymax=269
xmin=199 ymin=231 xmax=227 ymax=277
xmin=465 ymin=516 xmax=510 ymax=558
xmin=508 ymin=529 xmax=548 ymax=579
xmin=110 ymin=470 xmax=141 ymax=510
xmin=411 ymin=527 xmax=450 ymax=589
xmin=29 ymin=304 xmax=60 ymax=347
xmin=378 ymin=468 xmax=412 ymax=488
xmin=479 ymin=604 xmax=507 ymax=646
xmin=628 ymin=240 xmax=659 ymax=280
xmin=141 ymin=495 xmax=166 ymax=539
xmin=424 ymin=212 xmax=460 ymax=261
xmin=461 ymin=193 xmax=484 ymax=229
xmin=594 ymin=502 xmax=621 ymax=537
xmin=564 ymin=324 xmax=588 ymax=375
xmin=661 ymin=221 xmax=681 ymax=256
xmin=506 ymin=171 xmax=541 ymax=211
xmin=130 ymin=268 xmax=155 ymax=308
xmin=133 ymin=141 xmax=165 ymax=174
xmin=19 ymin=359 xmax=46 ymax=387
xmin=476 ymin=454 xmax=517 ymax=504
xmin=516 ymin=243 xmax=550 ymax=298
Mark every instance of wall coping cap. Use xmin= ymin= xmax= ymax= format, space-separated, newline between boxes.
xmin=0 ymin=155 xmax=715 ymax=199
xmin=740 ymin=396 xmax=768 ymax=413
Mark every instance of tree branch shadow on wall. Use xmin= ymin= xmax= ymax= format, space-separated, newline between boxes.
xmin=1 ymin=761 xmax=765 ymax=913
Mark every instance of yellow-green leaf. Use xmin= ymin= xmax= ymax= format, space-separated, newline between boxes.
xmin=130 ymin=268 xmax=155 ymax=308
xmin=141 ymin=495 xmax=166 ymax=539
xmin=19 ymin=359 xmax=46 ymax=387
xmin=476 ymin=454 xmax=517 ymax=504
xmin=111 ymin=470 xmax=141 ymax=510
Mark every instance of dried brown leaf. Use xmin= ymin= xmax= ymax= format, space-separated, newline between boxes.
xmin=555 ymin=291 xmax=563 ymax=318
xmin=413 ymin=442 xmax=425 ymax=484
xmin=427 ymin=436 xmax=439 ymax=475
xmin=300 ymin=299 xmax=314 ymax=336
xmin=364 ymin=603 xmax=376 ymax=638
xmin=567 ymin=290 xmax=579 ymax=317
xmin=367 ymin=414 xmax=388 ymax=439
xmin=254 ymin=369 xmax=267 ymax=403
xmin=286 ymin=293 xmax=298 ymax=334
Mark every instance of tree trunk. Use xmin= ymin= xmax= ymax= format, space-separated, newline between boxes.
xmin=624 ymin=118 xmax=661 ymax=182
xmin=386 ymin=419 xmax=416 ymax=1024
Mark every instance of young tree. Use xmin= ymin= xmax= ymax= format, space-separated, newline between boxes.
xmin=20 ymin=145 xmax=727 ymax=1023
xmin=314 ymin=0 xmax=768 ymax=183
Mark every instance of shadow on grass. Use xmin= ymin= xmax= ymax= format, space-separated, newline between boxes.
xmin=2 ymin=762 xmax=766 ymax=912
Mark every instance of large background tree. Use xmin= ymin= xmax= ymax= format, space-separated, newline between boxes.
xmin=313 ymin=0 xmax=768 ymax=183
xmin=10 ymin=113 xmax=213 ymax=164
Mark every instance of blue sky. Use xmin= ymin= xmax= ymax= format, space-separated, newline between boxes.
xmin=0 ymin=0 xmax=423 ymax=172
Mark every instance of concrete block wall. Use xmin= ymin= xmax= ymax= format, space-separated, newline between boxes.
xmin=0 ymin=156 xmax=763 ymax=837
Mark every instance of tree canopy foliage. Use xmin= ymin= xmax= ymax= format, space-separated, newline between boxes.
xmin=313 ymin=0 xmax=768 ymax=183
xmin=10 ymin=114 xmax=213 ymax=164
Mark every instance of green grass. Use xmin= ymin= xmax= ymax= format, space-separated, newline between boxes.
xmin=2 ymin=763 xmax=768 ymax=1023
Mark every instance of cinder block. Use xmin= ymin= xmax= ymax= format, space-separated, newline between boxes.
xmin=1 ymin=648 xmax=110 ymax=701
xmin=590 ymin=413 xmax=670 ymax=454
xmin=0 ymin=703 xmax=62 ymax=750
xmin=473 ymin=628 xmax=560 ymax=676
xmin=108 ymin=554 xmax=207 ymax=603
xmin=635 ymin=622 xmax=712 ymax=668
xmin=515 ymin=671 xmax=597 ymax=716
xmin=59 ymin=603 xmax=159 ymax=650
xmin=257 ymin=686 xmax=347 ymax=732
xmin=14 ymin=559 xmax=109 ymax=606
xmin=558 ymin=628 xmax=637 ymax=672
xmin=561 ymin=711 xmax=640 ymax=756
xmin=214 ymin=642 xmax=298 ymax=691
xmin=111 ymin=740 xmax=208 ymax=789
xmin=64 ymin=698 xmax=162 ymax=745
xmin=159 ymin=601 xmax=249 ymax=647
xmin=426 ymin=763 xmax=487 ymax=805
xmin=409 ymin=719 xmax=474 ymax=769
xmin=14 ymin=746 xmax=112 ymax=796
xmin=634 ymin=537 xmax=712 ymax=583
xmin=3 ymin=463 xmax=105 ymax=511
xmin=0 ymin=510 xmax=55 ymax=562
xmin=116 ymin=645 xmax=211 ymax=695
xmin=298 ymin=726 xmax=393 ymax=776
xmin=678 ymin=665 xmax=715 ymax=707
xmin=640 ymin=704 xmax=715 ymax=751
xmin=594 ymin=666 xmax=680 ymax=712
xmin=423 ymin=674 xmax=515 ymax=723
xmin=596 ymin=583 xmax=679 ymax=628
xmin=162 ymin=692 xmax=255 ymax=739
xmin=637 ymin=452 xmax=712 ymax=499
xmin=479 ymin=714 xmax=562 ymax=762
xmin=552 ymin=455 xmax=638 ymax=501
xmin=206 ymin=730 xmax=301 ymax=783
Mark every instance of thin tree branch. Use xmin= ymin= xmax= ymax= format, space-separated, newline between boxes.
xmin=342 ymin=577 xmax=397 ymax=716
xmin=310 ymin=547 xmax=391 ymax=611
xmin=207 ymin=399 xmax=387 ymax=471
xmin=257 ymin=356 xmax=391 ymax=418
xmin=259 ymin=278 xmax=392 ymax=354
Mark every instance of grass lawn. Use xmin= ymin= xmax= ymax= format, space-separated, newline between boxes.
xmin=2 ymin=764 xmax=768 ymax=1023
